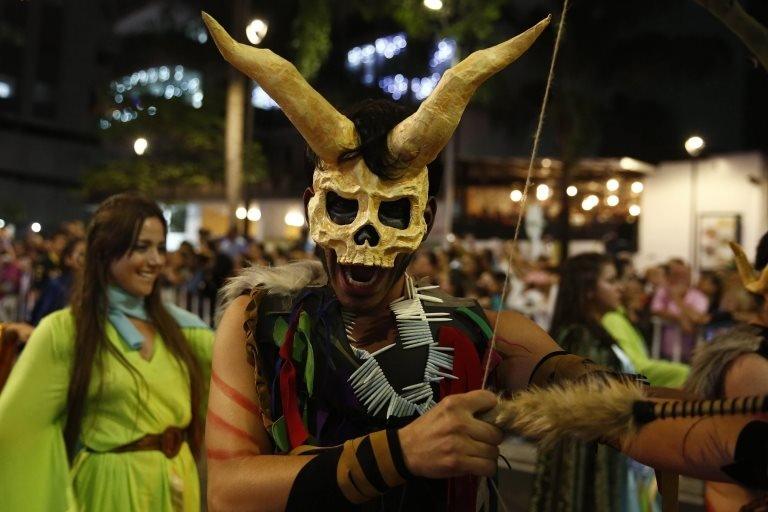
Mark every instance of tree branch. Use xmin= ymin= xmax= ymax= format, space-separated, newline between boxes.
xmin=694 ymin=0 xmax=768 ymax=71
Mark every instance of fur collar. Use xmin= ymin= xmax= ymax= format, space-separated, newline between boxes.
xmin=216 ymin=260 xmax=327 ymax=323
xmin=684 ymin=325 xmax=763 ymax=398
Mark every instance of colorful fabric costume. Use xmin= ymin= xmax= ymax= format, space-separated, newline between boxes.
xmin=222 ymin=262 xmax=498 ymax=511
xmin=0 ymin=308 xmax=213 ymax=511
xmin=530 ymin=324 xmax=630 ymax=512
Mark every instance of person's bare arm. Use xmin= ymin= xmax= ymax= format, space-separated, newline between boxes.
xmin=620 ymin=412 xmax=767 ymax=482
xmin=208 ymin=296 xmax=506 ymax=511
xmin=484 ymin=309 xmax=563 ymax=392
xmin=206 ymin=295 xmax=311 ymax=511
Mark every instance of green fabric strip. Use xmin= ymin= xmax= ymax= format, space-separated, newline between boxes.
xmin=272 ymin=316 xmax=288 ymax=348
xmin=270 ymin=416 xmax=290 ymax=453
xmin=296 ymin=311 xmax=315 ymax=395
xmin=457 ymin=307 xmax=493 ymax=341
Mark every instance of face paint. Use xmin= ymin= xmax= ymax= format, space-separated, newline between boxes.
xmin=308 ymin=158 xmax=428 ymax=268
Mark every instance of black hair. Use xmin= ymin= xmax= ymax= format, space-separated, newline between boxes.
xmin=306 ymin=99 xmax=443 ymax=197
xmin=549 ymin=252 xmax=615 ymax=345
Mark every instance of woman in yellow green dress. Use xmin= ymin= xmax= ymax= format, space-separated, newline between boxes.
xmin=0 ymin=193 xmax=213 ymax=511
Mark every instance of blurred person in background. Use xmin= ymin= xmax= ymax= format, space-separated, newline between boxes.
xmin=0 ymin=244 xmax=24 ymax=322
xmin=31 ymin=228 xmax=68 ymax=292
xmin=532 ymin=252 xmax=662 ymax=512
xmin=408 ymin=249 xmax=439 ymax=284
xmin=686 ymin=235 xmax=768 ymax=511
xmin=622 ymin=275 xmax=654 ymax=344
xmin=651 ymin=259 xmax=709 ymax=362
xmin=0 ymin=193 xmax=214 ymax=511
xmin=29 ymin=237 xmax=85 ymax=325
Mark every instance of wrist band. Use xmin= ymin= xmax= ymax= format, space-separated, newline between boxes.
xmin=286 ymin=429 xmax=412 ymax=510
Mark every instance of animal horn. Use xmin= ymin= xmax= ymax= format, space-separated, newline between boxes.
xmin=202 ymin=12 xmax=357 ymax=163
xmin=387 ymin=16 xmax=551 ymax=168
xmin=730 ymin=241 xmax=768 ymax=294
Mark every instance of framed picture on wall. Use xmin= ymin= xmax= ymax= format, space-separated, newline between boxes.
xmin=698 ymin=213 xmax=742 ymax=270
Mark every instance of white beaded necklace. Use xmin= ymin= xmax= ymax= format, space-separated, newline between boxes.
xmin=344 ymin=275 xmax=457 ymax=419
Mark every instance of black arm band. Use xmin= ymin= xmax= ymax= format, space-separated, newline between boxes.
xmin=721 ymin=420 xmax=768 ymax=490
xmin=285 ymin=429 xmax=412 ymax=511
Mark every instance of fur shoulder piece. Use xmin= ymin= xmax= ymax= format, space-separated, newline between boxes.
xmin=216 ymin=260 xmax=327 ymax=322
xmin=685 ymin=325 xmax=763 ymax=398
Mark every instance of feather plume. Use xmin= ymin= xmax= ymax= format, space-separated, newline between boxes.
xmin=684 ymin=325 xmax=763 ymax=398
xmin=480 ymin=376 xmax=646 ymax=449
xmin=216 ymin=260 xmax=327 ymax=324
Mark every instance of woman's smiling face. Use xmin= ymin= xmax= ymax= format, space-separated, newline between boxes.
xmin=109 ymin=216 xmax=166 ymax=297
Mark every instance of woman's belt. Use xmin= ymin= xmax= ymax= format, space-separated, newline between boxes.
xmin=93 ymin=427 xmax=187 ymax=459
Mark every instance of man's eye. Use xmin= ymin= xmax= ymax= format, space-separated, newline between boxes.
xmin=326 ymin=192 xmax=358 ymax=225
xmin=378 ymin=198 xmax=410 ymax=230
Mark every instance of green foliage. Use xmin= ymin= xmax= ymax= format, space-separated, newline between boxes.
xmin=291 ymin=0 xmax=333 ymax=80
xmin=84 ymin=92 xmax=267 ymax=199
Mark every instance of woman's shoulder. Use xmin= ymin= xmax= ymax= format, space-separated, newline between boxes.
xmin=36 ymin=307 xmax=76 ymax=332
xmin=30 ymin=308 xmax=76 ymax=358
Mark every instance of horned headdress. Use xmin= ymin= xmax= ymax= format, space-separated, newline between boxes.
xmin=730 ymin=241 xmax=768 ymax=295
xmin=202 ymin=12 xmax=550 ymax=266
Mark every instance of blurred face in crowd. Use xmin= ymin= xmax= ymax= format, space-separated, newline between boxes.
xmin=408 ymin=252 xmax=435 ymax=281
xmin=645 ymin=266 xmax=665 ymax=288
xmin=668 ymin=260 xmax=692 ymax=288
xmin=64 ymin=240 xmax=86 ymax=272
xmin=109 ymin=216 xmax=166 ymax=297
xmin=623 ymin=277 xmax=647 ymax=312
xmin=50 ymin=234 xmax=67 ymax=255
xmin=594 ymin=263 xmax=622 ymax=314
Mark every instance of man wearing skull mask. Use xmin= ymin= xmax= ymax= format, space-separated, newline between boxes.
xmin=203 ymin=13 xmax=768 ymax=512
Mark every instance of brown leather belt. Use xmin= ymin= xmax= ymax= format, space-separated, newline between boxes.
xmin=103 ymin=427 xmax=187 ymax=459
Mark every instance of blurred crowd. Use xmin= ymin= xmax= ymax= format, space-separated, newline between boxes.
xmin=1 ymin=220 xmax=762 ymax=365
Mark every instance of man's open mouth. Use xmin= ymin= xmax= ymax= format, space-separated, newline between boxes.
xmin=337 ymin=264 xmax=385 ymax=294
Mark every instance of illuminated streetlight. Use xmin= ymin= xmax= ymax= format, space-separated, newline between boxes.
xmin=31 ymin=222 xmax=42 ymax=233
xmin=245 ymin=18 xmax=268 ymax=45
xmin=0 ymin=218 xmax=5 ymax=228
xmin=684 ymin=135 xmax=705 ymax=157
xmin=423 ymin=0 xmax=443 ymax=10
xmin=509 ymin=189 xmax=523 ymax=202
xmin=631 ymin=181 xmax=644 ymax=194
xmin=247 ymin=205 xmax=261 ymax=222
xmin=541 ymin=158 xmax=552 ymax=168
xmin=566 ymin=186 xmax=578 ymax=197
xmin=536 ymin=184 xmax=550 ymax=201
xmin=606 ymin=178 xmax=619 ymax=192
xmin=629 ymin=204 xmax=641 ymax=217
xmin=581 ymin=195 xmax=599 ymax=211
xmin=235 ymin=206 xmax=247 ymax=220
xmin=285 ymin=210 xmax=305 ymax=227
xmin=606 ymin=194 xmax=619 ymax=207
xmin=133 ymin=137 xmax=148 ymax=155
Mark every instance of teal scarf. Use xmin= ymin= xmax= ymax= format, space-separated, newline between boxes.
xmin=107 ymin=285 xmax=209 ymax=349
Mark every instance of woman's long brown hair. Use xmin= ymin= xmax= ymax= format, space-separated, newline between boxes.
xmin=64 ymin=193 xmax=204 ymax=459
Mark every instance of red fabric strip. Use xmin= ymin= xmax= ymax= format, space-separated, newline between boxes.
xmin=437 ymin=326 xmax=482 ymax=512
xmin=279 ymin=312 xmax=309 ymax=448
xmin=207 ymin=409 xmax=260 ymax=445
xmin=212 ymin=371 xmax=261 ymax=415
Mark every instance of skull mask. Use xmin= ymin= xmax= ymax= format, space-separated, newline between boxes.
xmin=203 ymin=12 xmax=549 ymax=266
xmin=308 ymin=158 xmax=428 ymax=268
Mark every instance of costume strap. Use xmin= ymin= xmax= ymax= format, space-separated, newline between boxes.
xmin=285 ymin=429 xmax=412 ymax=510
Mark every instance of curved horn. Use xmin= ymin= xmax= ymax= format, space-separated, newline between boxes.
xmin=730 ymin=241 xmax=768 ymax=294
xmin=202 ymin=12 xmax=357 ymax=163
xmin=388 ymin=16 xmax=551 ymax=168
